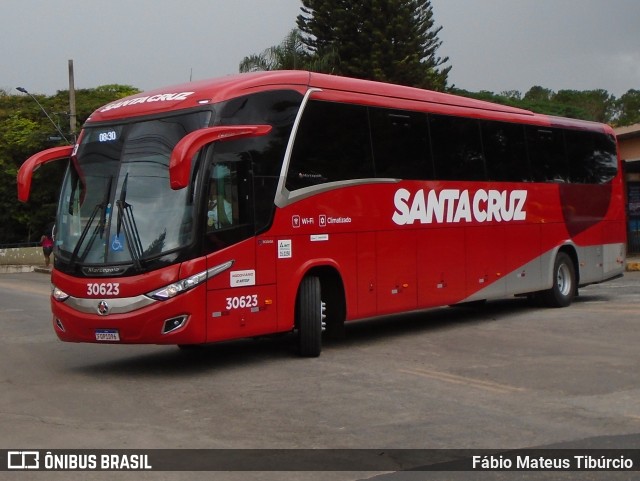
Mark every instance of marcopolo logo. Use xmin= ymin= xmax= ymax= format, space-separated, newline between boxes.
xmin=392 ymin=188 xmax=528 ymax=225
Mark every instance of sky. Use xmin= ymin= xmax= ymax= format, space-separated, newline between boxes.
xmin=1 ymin=0 xmax=639 ymax=98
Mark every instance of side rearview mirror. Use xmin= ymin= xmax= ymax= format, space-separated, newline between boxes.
xmin=17 ymin=145 xmax=74 ymax=202
xmin=169 ymin=125 xmax=272 ymax=190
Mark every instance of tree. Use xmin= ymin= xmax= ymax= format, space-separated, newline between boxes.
xmin=519 ymin=86 xmax=614 ymax=121
xmin=240 ymin=29 xmax=309 ymax=72
xmin=500 ymin=90 xmax=522 ymax=101
xmin=523 ymin=86 xmax=554 ymax=103
xmin=455 ymin=86 xmax=620 ymax=124
xmin=0 ymin=85 xmax=139 ymax=244
xmin=297 ymin=0 xmax=450 ymax=90
xmin=553 ymin=89 xmax=615 ymax=124
xmin=615 ymin=89 xmax=640 ymax=126
xmin=55 ymin=84 xmax=140 ymax=131
xmin=239 ymin=28 xmax=339 ymax=73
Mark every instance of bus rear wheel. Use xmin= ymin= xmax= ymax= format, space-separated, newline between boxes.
xmin=541 ymin=252 xmax=576 ymax=308
xmin=296 ymin=276 xmax=325 ymax=357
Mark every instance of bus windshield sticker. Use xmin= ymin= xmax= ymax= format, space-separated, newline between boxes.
xmin=111 ymin=233 xmax=125 ymax=252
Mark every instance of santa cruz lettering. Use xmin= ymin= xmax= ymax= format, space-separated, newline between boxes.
xmin=100 ymin=92 xmax=195 ymax=112
xmin=392 ymin=188 xmax=527 ymax=225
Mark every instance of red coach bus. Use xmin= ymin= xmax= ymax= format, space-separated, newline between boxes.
xmin=17 ymin=71 xmax=626 ymax=357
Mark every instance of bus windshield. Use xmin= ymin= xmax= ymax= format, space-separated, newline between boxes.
xmin=56 ymin=110 xmax=211 ymax=269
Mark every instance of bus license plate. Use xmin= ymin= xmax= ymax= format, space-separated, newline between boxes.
xmin=95 ymin=329 xmax=120 ymax=342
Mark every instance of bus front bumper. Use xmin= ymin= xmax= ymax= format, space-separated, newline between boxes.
xmin=50 ymin=288 xmax=207 ymax=345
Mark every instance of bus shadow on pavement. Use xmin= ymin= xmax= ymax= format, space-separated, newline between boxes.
xmin=332 ymin=297 xmax=533 ymax=348
xmin=72 ymin=292 xmax=611 ymax=377
xmin=71 ymin=335 xmax=297 ymax=377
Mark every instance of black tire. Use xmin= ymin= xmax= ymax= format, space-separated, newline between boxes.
xmin=296 ymin=276 xmax=324 ymax=357
xmin=541 ymin=252 xmax=576 ymax=308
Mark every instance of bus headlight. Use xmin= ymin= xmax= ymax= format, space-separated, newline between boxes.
xmin=147 ymin=271 xmax=208 ymax=301
xmin=52 ymin=286 xmax=70 ymax=302
xmin=147 ymin=260 xmax=234 ymax=301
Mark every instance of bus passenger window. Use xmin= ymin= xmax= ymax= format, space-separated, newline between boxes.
xmin=482 ymin=121 xmax=530 ymax=182
xmin=526 ymin=127 xmax=568 ymax=183
xmin=565 ymin=130 xmax=618 ymax=184
xmin=203 ymin=153 xmax=256 ymax=253
xmin=369 ymin=108 xmax=432 ymax=180
xmin=206 ymin=163 xmax=236 ymax=233
xmin=207 ymin=163 xmax=235 ymax=231
xmin=287 ymin=101 xmax=374 ymax=191
xmin=429 ymin=114 xmax=486 ymax=181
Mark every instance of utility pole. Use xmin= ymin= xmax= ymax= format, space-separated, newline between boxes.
xmin=68 ymin=59 xmax=77 ymax=137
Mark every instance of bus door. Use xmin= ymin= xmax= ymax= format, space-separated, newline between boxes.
xmin=203 ymin=151 xmax=277 ymax=341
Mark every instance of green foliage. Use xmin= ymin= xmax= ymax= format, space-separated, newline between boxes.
xmin=553 ymin=89 xmax=615 ymax=123
xmin=240 ymin=29 xmax=310 ymax=72
xmin=0 ymin=114 xmax=42 ymax=160
xmin=453 ymin=85 xmax=633 ymax=125
xmin=523 ymin=86 xmax=554 ymax=103
xmin=615 ymin=89 xmax=640 ymax=126
xmin=54 ymin=84 xmax=140 ymax=129
xmin=0 ymin=85 xmax=138 ymax=245
xmin=239 ymin=1 xmax=451 ymax=90
xmin=296 ymin=0 xmax=450 ymax=90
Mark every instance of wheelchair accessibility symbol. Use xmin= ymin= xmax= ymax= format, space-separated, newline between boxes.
xmin=111 ymin=233 xmax=125 ymax=252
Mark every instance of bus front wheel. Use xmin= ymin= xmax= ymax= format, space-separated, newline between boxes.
xmin=542 ymin=252 xmax=576 ymax=308
xmin=296 ymin=276 xmax=325 ymax=357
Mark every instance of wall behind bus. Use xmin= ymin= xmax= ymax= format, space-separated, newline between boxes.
xmin=0 ymin=247 xmax=44 ymax=267
xmin=617 ymin=124 xmax=640 ymax=162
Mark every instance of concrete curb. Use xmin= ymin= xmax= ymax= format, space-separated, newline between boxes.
xmin=0 ymin=265 xmax=35 ymax=274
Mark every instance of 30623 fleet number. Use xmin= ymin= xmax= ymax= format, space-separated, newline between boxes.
xmin=87 ymin=283 xmax=120 ymax=296
xmin=226 ymin=295 xmax=258 ymax=310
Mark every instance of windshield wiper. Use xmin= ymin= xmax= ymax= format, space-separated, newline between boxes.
xmin=116 ymin=173 xmax=143 ymax=271
xmin=68 ymin=176 xmax=113 ymax=269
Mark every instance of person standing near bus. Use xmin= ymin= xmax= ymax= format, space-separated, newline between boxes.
xmin=40 ymin=229 xmax=54 ymax=267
